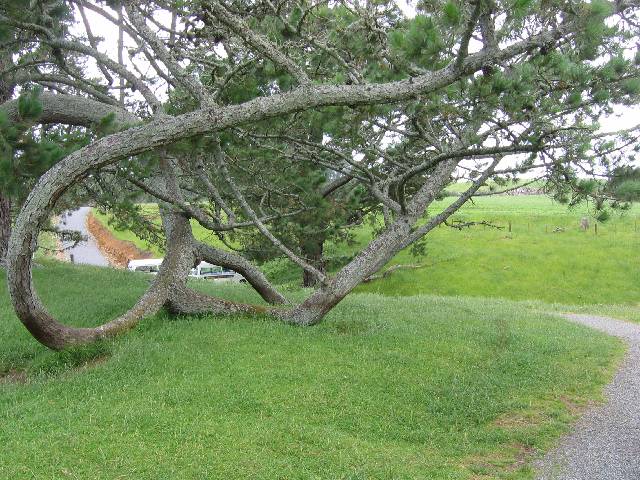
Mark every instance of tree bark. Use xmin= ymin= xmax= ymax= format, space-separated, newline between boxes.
xmin=0 ymin=48 xmax=14 ymax=264
xmin=283 ymin=159 xmax=461 ymax=325
xmin=161 ymin=215 xmax=282 ymax=317
xmin=0 ymin=195 xmax=10 ymax=264
xmin=193 ymin=241 xmax=287 ymax=304
xmin=166 ymin=286 xmax=273 ymax=317
xmin=0 ymin=92 xmax=136 ymax=126
xmin=2 ymin=94 xmax=286 ymax=348
xmin=6 ymin=208 xmax=194 ymax=350
xmin=282 ymin=219 xmax=413 ymax=325
xmin=2 ymin=86 xmax=456 ymax=347
xmin=301 ymin=237 xmax=325 ymax=288
xmin=5 ymin=22 xmax=568 ymax=346
xmin=3 ymin=23 xmax=572 ymax=305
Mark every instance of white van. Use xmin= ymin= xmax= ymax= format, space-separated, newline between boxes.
xmin=127 ymin=258 xmax=163 ymax=274
xmin=127 ymin=259 xmax=245 ymax=283
xmin=190 ymin=261 xmax=246 ymax=283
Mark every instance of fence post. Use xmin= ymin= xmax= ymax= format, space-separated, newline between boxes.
xmin=595 ymin=223 xmax=598 ymax=236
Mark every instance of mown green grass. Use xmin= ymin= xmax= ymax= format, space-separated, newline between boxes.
xmin=93 ymin=196 xmax=640 ymax=310
xmin=0 ymin=262 xmax=624 ymax=479
xmin=355 ymin=196 xmax=640 ymax=307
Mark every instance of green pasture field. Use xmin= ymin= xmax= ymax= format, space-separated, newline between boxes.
xmin=355 ymin=195 xmax=640 ymax=307
xmin=92 ymin=194 xmax=640 ymax=316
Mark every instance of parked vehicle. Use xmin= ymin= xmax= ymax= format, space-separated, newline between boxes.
xmin=190 ymin=261 xmax=246 ymax=283
xmin=127 ymin=258 xmax=163 ymax=274
xmin=127 ymin=259 xmax=245 ymax=283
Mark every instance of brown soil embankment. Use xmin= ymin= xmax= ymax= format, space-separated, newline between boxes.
xmin=86 ymin=212 xmax=154 ymax=268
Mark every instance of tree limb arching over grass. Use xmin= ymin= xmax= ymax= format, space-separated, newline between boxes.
xmin=2 ymin=0 xmax=640 ymax=348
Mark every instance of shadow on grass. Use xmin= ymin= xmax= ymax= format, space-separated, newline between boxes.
xmin=1 ymin=340 xmax=113 ymax=384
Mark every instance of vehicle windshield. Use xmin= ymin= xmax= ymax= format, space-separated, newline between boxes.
xmin=200 ymin=266 xmax=223 ymax=275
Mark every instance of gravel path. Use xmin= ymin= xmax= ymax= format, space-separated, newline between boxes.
xmin=535 ymin=313 xmax=640 ymax=480
xmin=59 ymin=207 xmax=110 ymax=267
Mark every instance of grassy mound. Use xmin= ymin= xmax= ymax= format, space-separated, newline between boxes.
xmin=0 ymin=262 xmax=623 ymax=479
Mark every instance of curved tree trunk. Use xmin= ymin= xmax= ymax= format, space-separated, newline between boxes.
xmin=156 ymin=154 xmax=287 ymax=314
xmin=158 ymin=204 xmax=282 ymax=316
xmin=4 ymin=60 xmax=474 ymax=347
xmin=3 ymin=94 xmax=287 ymax=349
xmin=6 ymin=207 xmax=194 ymax=350
xmin=166 ymin=286 xmax=273 ymax=317
xmin=4 ymin=116 xmax=450 ymax=348
xmin=193 ymin=241 xmax=287 ymax=305
xmin=0 ymin=49 xmax=14 ymax=265
xmin=283 ymin=160 xmax=461 ymax=325
xmin=282 ymin=219 xmax=413 ymax=325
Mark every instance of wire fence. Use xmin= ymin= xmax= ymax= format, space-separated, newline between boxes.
xmin=442 ymin=215 xmax=640 ymax=238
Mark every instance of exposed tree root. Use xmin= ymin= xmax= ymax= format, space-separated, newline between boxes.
xmin=193 ymin=241 xmax=288 ymax=305
xmin=166 ymin=286 xmax=275 ymax=317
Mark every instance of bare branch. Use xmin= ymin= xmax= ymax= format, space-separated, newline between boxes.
xmin=214 ymin=146 xmax=327 ymax=282
xmin=125 ymin=5 xmax=210 ymax=103
xmin=206 ymin=1 xmax=311 ymax=86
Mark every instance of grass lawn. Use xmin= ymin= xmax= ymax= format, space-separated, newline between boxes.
xmin=0 ymin=262 xmax=624 ymax=479
xmin=356 ymin=195 xmax=640 ymax=307
xmin=93 ymin=195 xmax=640 ymax=309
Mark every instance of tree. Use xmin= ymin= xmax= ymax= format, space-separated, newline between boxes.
xmin=213 ymin=116 xmax=375 ymax=287
xmin=0 ymin=47 xmax=14 ymax=263
xmin=607 ymin=166 xmax=640 ymax=202
xmin=0 ymin=0 xmax=81 ymax=262
xmin=1 ymin=0 xmax=640 ymax=349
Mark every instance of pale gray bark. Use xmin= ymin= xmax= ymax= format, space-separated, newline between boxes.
xmin=117 ymin=5 xmax=125 ymax=105
xmin=157 ymin=152 xmax=288 ymax=305
xmin=281 ymin=159 xmax=459 ymax=325
xmin=7 ymin=207 xmax=193 ymax=349
xmin=2 ymin=93 xmax=286 ymax=348
xmin=0 ymin=92 xmax=137 ymax=126
xmin=166 ymin=285 xmax=275 ymax=317
xmin=77 ymin=3 xmax=114 ymax=85
xmin=282 ymin=218 xmax=415 ymax=325
xmin=6 ymin=3 xmax=638 ymax=347
xmin=2 ymin=25 xmax=574 ymax=347
xmin=206 ymin=1 xmax=311 ymax=86
xmin=125 ymin=5 xmax=209 ymax=103
xmin=193 ymin=241 xmax=287 ymax=305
